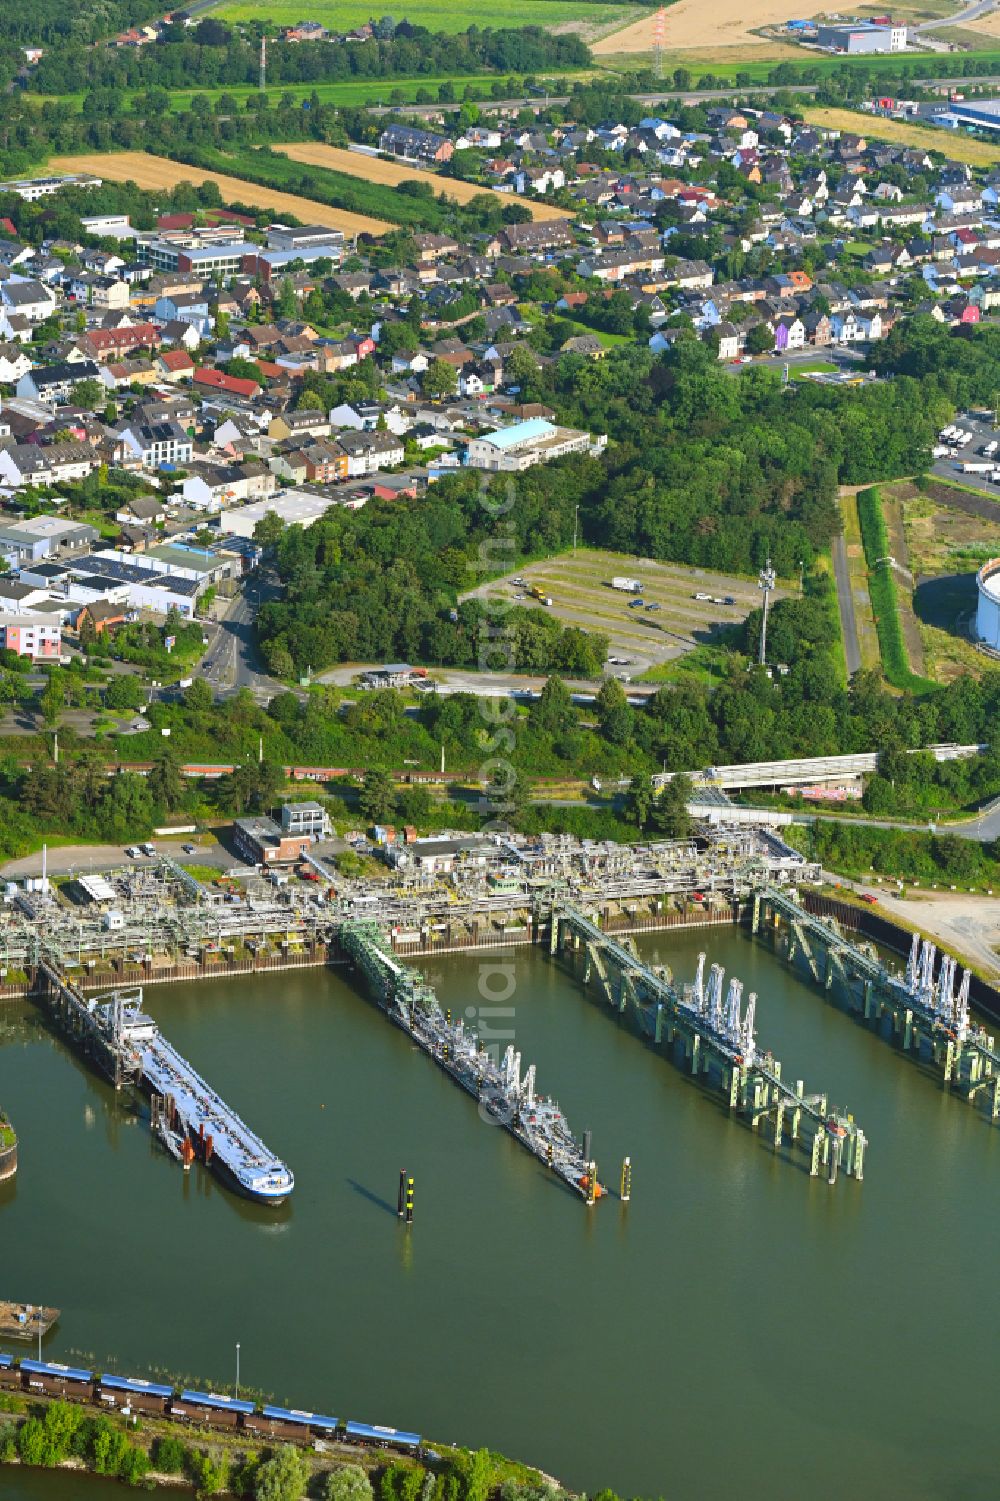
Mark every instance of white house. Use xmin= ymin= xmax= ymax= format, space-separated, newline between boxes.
xmin=0 ymin=342 xmax=31 ymax=383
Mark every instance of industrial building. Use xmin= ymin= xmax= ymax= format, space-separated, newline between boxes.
xmin=941 ymin=98 xmax=1000 ymax=132
xmin=976 ymin=558 xmax=1000 ymax=647
xmin=233 ymin=816 xmax=314 ymax=867
xmin=815 ymin=21 xmax=907 ymax=51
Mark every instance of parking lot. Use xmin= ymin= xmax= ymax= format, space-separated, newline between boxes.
xmin=930 ymin=410 xmax=1000 ymax=499
xmin=463 ymin=548 xmax=790 ymax=676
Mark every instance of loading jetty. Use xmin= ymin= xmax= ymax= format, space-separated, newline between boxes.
xmin=340 ymin=920 xmax=604 ymax=1201
xmin=754 ymin=885 xmax=1000 ymax=1114
xmin=10 ymin=827 xmax=1000 ymax=1203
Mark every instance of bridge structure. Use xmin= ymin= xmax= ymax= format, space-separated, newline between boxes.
xmin=753 ymin=885 xmax=1000 ymax=1114
xmin=548 ymin=902 xmax=866 ymax=1184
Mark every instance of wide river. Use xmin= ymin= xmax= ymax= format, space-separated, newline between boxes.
xmin=1 ymin=928 xmax=998 ymax=1500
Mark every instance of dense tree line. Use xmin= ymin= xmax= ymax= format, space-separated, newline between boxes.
xmin=29 ymin=24 xmax=589 ymax=96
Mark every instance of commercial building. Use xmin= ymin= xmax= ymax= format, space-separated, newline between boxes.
xmin=815 ymin=21 xmax=906 ymax=51
xmin=233 ymin=816 xmax=313 ymax=866
xmin=463 ymin=418 xmax=596 ymax=473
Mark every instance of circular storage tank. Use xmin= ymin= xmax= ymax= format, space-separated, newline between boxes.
xmin=976 ymin=559 xmax=1000 ymax=648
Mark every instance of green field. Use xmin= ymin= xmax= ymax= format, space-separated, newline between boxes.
xmin=217 ymin=0 xmax=635 ymax=33
xmin=39 ymin=71 xmax=581 ymax=114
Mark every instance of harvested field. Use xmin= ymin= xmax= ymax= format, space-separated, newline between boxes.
xmin=462 ymin=547 xmax=788 ymax=676
xmin=592 ymin=0 xmax=829 ymax=54
xmin=276 ymin=142 xmax=572 ymax=221
xmin=48 ymin=151 xmax=393 ymax=237
xmin=802 ymin=106 xmax=1000 ymax=166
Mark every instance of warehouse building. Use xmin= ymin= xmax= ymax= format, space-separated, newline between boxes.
xmin=463 ymin=418 xmax=597 ymax=473
xmin=815 ymin=21 xmax=907 ymax=50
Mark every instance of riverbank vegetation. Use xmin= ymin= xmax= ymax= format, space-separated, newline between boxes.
xmin=0 ymin=1397 xmax=583 ymax=1501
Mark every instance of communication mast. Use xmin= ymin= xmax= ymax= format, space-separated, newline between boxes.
xmin=757 ymin=558 xmax=776 ymax=666
xmin=259 ymin=36 xmax=266 ymax=92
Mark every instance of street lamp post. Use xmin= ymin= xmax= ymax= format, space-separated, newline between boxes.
xmin=573 ymin=503 xmax=580 ymax=554
xmin=235 ymin=1342 xmax=240 ymax=1401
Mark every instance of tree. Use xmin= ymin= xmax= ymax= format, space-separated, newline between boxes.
xmin=626 ymin=770 xmax=655 ymax=830
xmin=529 ymin=674 xmax=575 ymax=735
xmin=323 ymin=1466 xmax=374 ymax=1501
xmin=276 ymin=276 xmax=297 ymax=319
xmin=595 ymin=677 xmax=632 ymax=745
xmin=72 ymin=377 xmax=103 ymax=410
xmin=746 ymin=323 xmax=774 ymax=356
xmin=39 ymin=673 xmax=65 ymax=727
xmin=104 ymin=674 xmax=146 ymax=713
xmin=358 ymin=766 xmax=396 ymax=825
xmin=254 ymin=1445 xmax=309 ymax=1501
xmin=185 ymin=678 xmax=214 ymax=712
xmin=651 ymin=771 xmax=692 ymax=839
xmin=253 ymin=512 xmax=285 ymax=551
xmin=422 ymin=358 xmax=458 ymax=400
xmin=148 ymin=748 xmax=184 ymax=812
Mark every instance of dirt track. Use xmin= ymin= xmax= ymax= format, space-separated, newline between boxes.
xmin=277 ymin=142 xmax=572 ymax=221
xmin=49 ymin=151 xmax=392 ymax=236
xmin=592 ymin=0 xmax=830 ymax=53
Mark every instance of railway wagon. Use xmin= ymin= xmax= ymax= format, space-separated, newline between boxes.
xmin=245 ymin=1404 xmax=340 ymax=1441
xmin=0 ymin=1352 xmax=21 ymax=1390
xmin=97 ymin=1374 xmax=173 ymax=1414
xmin=179 ymin=1389 xmax=256 ymax=1428
xmin=19 ymin=1358 xmax=93 ymax=1400
xmin=344 ymin=1420 xmax=421 ymax=1451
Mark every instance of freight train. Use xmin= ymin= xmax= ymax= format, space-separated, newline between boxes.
xmin=0 ymin=1353 xmax=421 ymax=1453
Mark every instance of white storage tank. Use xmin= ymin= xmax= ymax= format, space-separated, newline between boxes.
xmin=976 ymin=559 xmax=1000 ymax=647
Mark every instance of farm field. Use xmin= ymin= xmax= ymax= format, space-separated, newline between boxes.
xmin=462 ymin=548 xmax=789 ymax=677
xmin=217 ymin=0 xmax=638 ymax=35
xmin=802 ymin=106 xmax=1000 ymax=166
xmin=48 ymin=151 xmax=393 ymax=236
xmin=591 ymin=0 xmax=830 ymax=54
xmin=276 ymin=141 xmax=572 ymax=220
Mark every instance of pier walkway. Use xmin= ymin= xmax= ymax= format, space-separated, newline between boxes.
xmin=550 ymin=902 xmax=867 ymax=1183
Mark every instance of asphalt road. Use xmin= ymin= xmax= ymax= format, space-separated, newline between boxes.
xmin=202 ymin=580 xmax=285 ymax=699
xmin=831 ymin=532 xmax=862 ymax=676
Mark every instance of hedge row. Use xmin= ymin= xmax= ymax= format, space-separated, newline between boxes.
xmin=855 ymin=486 xmax=936 ymax=693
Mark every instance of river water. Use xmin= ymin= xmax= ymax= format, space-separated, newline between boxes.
xmin=1 ymin=929 xmax=998 ymax=1500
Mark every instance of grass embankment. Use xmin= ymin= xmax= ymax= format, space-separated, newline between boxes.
xmin=803 ymin=105 xmax=1000 ymax=168
xmin=857 ymin=486 xmax=938 ymax=693
xmin=0 ymin=1115 xmax=15 ymax=1150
